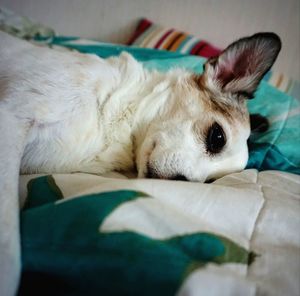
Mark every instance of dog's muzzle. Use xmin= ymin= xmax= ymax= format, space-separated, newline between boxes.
xmin=146 ymin=163 xmax=188 ymax=181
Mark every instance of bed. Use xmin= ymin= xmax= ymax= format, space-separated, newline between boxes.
xmin=1 ymin=8 xmax=300 ymax=296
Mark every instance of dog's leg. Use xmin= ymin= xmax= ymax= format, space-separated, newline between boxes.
xmin=0 ymin=110 xmax=30 ymax=296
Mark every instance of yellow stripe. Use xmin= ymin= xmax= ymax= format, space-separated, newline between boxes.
xmin=162 ymin=31 xmax=181 ymax=50
xmin=169 ymin=33 xmax=187 ymax=51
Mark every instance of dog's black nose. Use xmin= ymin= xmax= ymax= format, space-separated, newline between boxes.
xmin=171 ymin=174 xmax=188 ymax=181
xmin=146 ymin=162 xmax=188 ymax=181
xmin=205 ymin=178 xmax=216 ymax=183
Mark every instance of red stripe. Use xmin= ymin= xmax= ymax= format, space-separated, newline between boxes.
xmin=154 ymin=29 xmax=174 ymax=49
xmin=191 ymin=40 xmax=222 ymax=58
xmin=190 ymin=41 xmax=206 ymax=55
xmin=194 ymin=42 xmax=208 ymax=55
xmin=127 ymin=19 xmax=152 ymax=45
xmin=198 ymin=45 xmax=222 ymax=58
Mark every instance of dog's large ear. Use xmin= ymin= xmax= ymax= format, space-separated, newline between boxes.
xmin=203 ymin=33 xmax=281 ymax=98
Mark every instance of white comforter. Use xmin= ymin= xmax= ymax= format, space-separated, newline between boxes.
xmin=19 ymin=169 xmax=300 ymax=295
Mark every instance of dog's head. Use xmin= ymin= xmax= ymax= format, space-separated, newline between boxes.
xmin=135 ymin=33 xmax=281 ymax=182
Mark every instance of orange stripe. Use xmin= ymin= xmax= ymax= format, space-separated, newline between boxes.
xmin=162 ymin=31 xmax=181 ymax=50
xmin=169 ymin=33 xmax=187 ymax=51
xmin=276 ymin=74 xmax=283 ymax=88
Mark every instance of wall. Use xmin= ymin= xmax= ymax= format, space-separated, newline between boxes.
xmin=1 ymin=0 xmax=299 ymax=79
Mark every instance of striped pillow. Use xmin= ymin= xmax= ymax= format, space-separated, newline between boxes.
xmin=127 ymin=18 xmax=222 ymax=58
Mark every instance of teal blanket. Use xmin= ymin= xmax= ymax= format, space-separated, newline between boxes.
xmin=45 ymin=36 xmax=300 ymax=174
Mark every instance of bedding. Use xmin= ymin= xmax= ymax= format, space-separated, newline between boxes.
xmin=18 ymin=170 xmax=300 ymax=295
xmin=127 ymin=18 xmax=222 ymax=58
xmin=1 ymin=8 xmax=300 ymax=296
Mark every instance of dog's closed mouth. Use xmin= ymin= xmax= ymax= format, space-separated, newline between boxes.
xmin=171 ymin=174 xmax=188 ymax=181
xmin=205 ymin=178 xmax=216 ymax=183
xmin=146 ymin=162 xmax=160 ymax=179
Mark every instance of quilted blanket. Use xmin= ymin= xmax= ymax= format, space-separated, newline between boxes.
xmin=18 ymin=170 xmax=300 ymax=295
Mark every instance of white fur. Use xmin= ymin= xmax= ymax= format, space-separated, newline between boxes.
xmin=0 ymin=31 xmax=251 ymax=295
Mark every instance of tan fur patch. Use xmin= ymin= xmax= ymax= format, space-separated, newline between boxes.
xmin=192 ymin=74 xmax=249 ymax=123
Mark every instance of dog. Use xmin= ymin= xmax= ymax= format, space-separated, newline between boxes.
xmin=0 ymin=31 xmax=281 ymax=295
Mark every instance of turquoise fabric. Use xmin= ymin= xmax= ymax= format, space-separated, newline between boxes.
xmin=44 ymin=36 xmax=300 ymax=174
xmin=19 ymin=176 xmax=254 ymax=295
xmin=247 ymin=85 xmax=300 ymax=174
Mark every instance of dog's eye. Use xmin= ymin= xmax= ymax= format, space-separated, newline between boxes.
xmin=206 ymin=123 xmax=226 ymax=154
